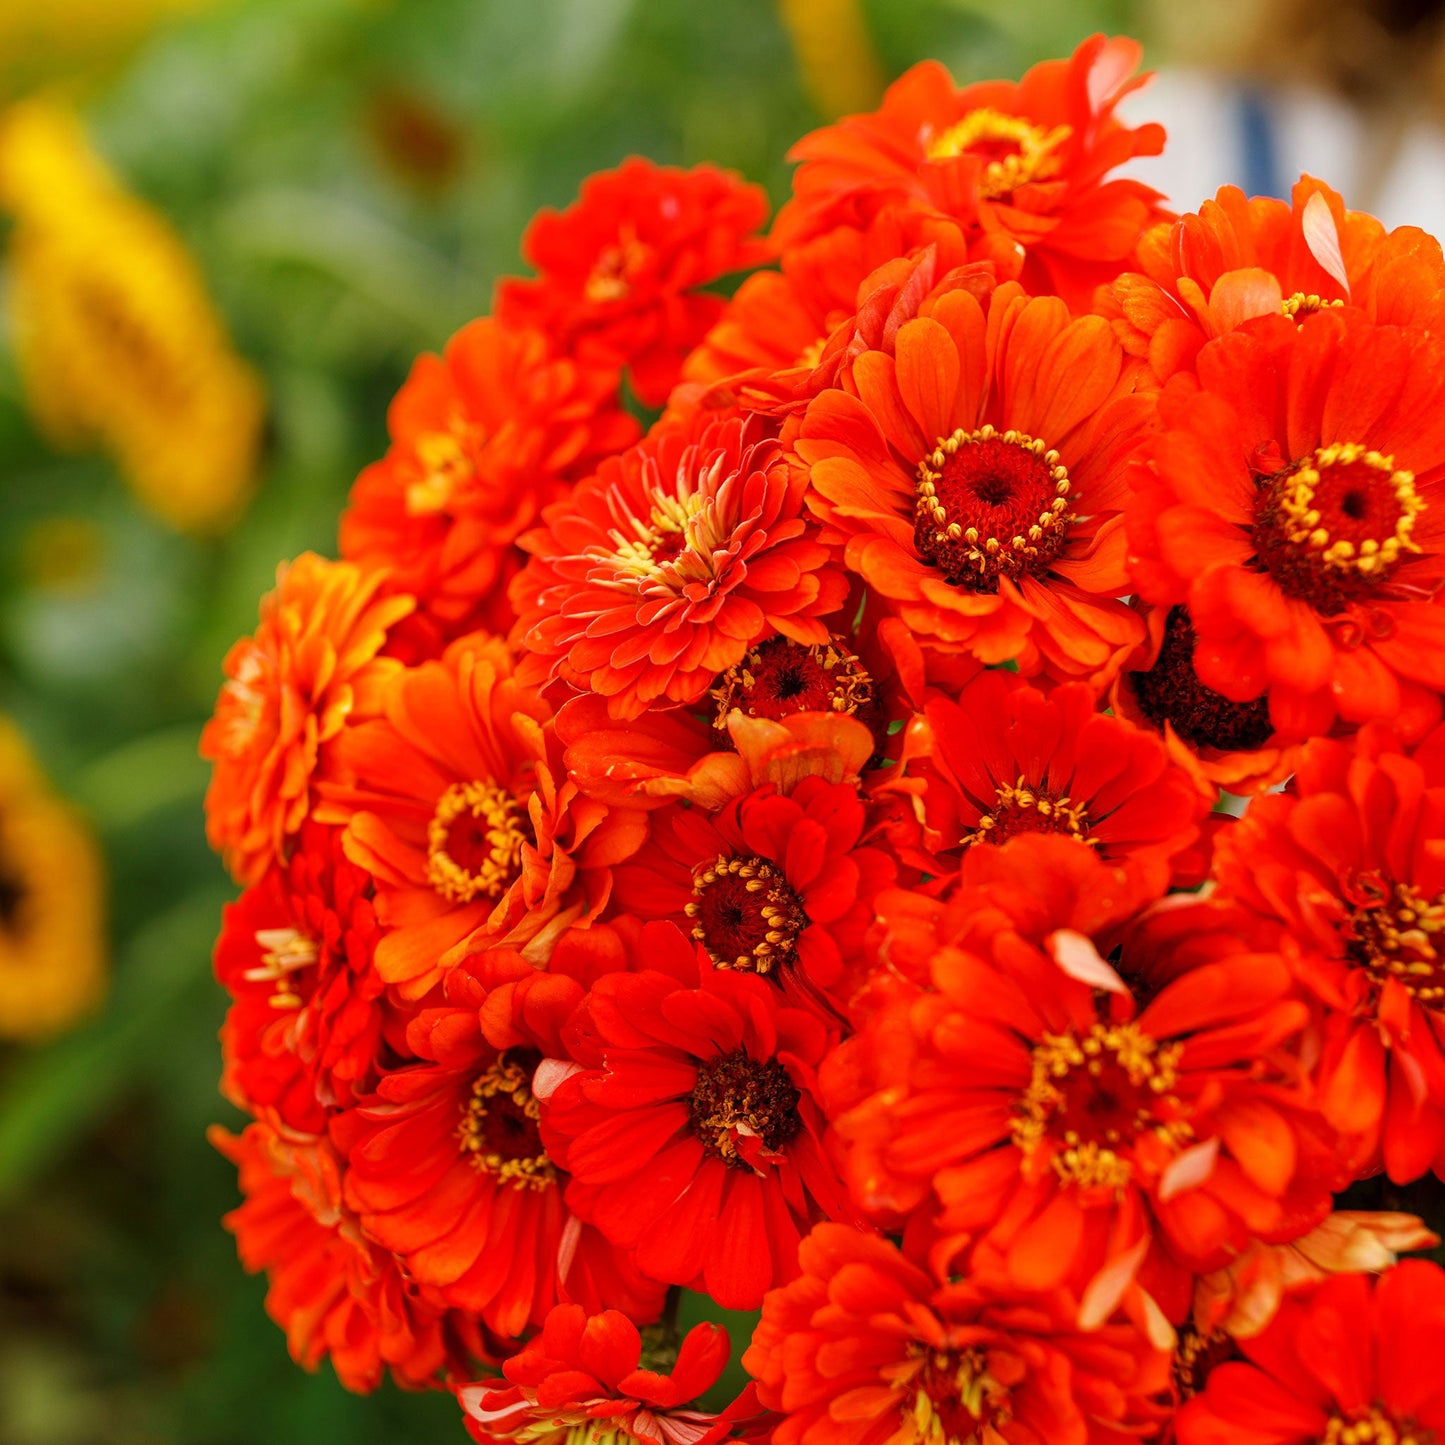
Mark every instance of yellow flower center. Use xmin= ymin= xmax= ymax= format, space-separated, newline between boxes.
xmin=246 ymin=926 xmax=319 ymax=1010
xmin=405 ymin=428 xmax=479 ymax=516
xmin=925 ymin=108 xmax=1071 ymax=199
xmin=426 ymin=778 xmax=528 ymax=904
xmin=457 ymin=1050 xmax=556 ymax=1191
xmin=906 ymin=1345 xmax=1013 ymax=1444
xmin=969 ymin=777 xmax=1091 ymax=848
xmin=915 ymin=425 xmax=1074 ymax=592
xmin=1322 ymin=1405 xmax=1435 ymax=1445
xmin=686 ymin=854 xmax=807 ymax=975
xmin=1347 ymin=874 xmax=1445 ymax=1007
xmin=1253 ymin=443 xmax=1425 ymax=614
xmin=1012 ymin=1021 xmax=1188 ymax=1190
xmin=1282 ymin=292 xmax=1345 ymax=322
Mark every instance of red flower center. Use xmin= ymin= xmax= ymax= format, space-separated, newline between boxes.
xmin=709 ymin=634 xmax=874 ymax=729
xmin=1253 ymin=444 xmax=1425 ymax=615
xmin=924 ymin=108 xmax=1072 ymax=200
xmin=1321 ymin=1405 xmax=1435 ymax=1445
xmin=914 ymin=426 xmax=1073 ymax=592
xmin=688 ymin=1049 xmax=801 ymax=1168
xmin=1012 ymin=1022 xmax=1189 ymax=1189
xmin=970 ymin=777 xmax=1091 ymax=847
xmin=1345 ymin=873 xmax=1445 ymax=1007
xmin=458 ymin=1049 xmax=556 ymax=1191
xmin=686 ymin=854 xmax=807 ymax=975
xmin=426 ymin=779 xmax=528 ymax=904
xmin=1130 ymin=607 xmax=1275 ymax=752
xmin=907 ymin=1344 xmax=1014 ymax=1442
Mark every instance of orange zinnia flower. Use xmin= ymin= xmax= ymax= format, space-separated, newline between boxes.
xmin=1109 ymin=603 xmax=1306 ymax=797
xmin=333 ymin=948 xmax=665 ymax=1337
xmin=212 ymin=1120 xmax=483 ymax=1392
xmin=511 ymin=410 xmax=848 ymax=720
xmin=316 ymin=631 xmax=646 ymax=998
xmin=201 ymin=553 xmax=415 ymax=886
xmin=773 ymin=35 xmax=1167 ymax=305
xmin=795 ymin=280 xmax=1152 ymax=681
xmin=340 ymin=317 xmax=636 ymax=639
xmin=1175 ymin=1262 xmax=1445 ymax=1445
xmin=496 ymin=157 xmax=771 ymax=407
xmin=889 ymin=667 xmax=1214 ymax=890
xmin=744 ymin=1222 xmax=1170 ymax=1445
xmin=538 ymin=922 xmax=850 ymax=1310
xmin=1105 ymin=176 xmax=1445 ymax=382
xmin=1211 ymin=723 xmax=1445 ymax=1183
xmin=457 ymin=1305 xmax=732 ymax=1444
xmin=215 ymin=822 xmax=390 ymax=1133
xmin=825 ymin=837 xmax=1324 ymax=1303
xmin=1125 ymin=310 xmax=1445 ymax=734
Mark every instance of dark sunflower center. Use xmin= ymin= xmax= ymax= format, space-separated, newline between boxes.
xmin=0 ymin=867 xmax=27 ymax=935
xmin=426 ymin=779 xmax=528 ymax=904
xmin=709 ymin=634 xmax=874 ymax=730
xmin=1130 ymin=606 xmax=1275 ymax=752
xmin=914 ymin=426 xmax=1073 ymax=592
xmin=457 ymin=1048 xmax=555 ymax=1191
xmin=1345 ymin=872 xmax=1445 ymax=1008
xmin=1012 ymin=1022 xmax=1190 ymax=1189
xmin=686 ymin=854 xmax=807 ymax=975
xmin=1252 ymin=444 xmax=1425 ymax=615
xmin=688 ymin=1048 xmax=801 ymax=1167
xmin=907 ymin=1345 xmax=1014 ymax=1443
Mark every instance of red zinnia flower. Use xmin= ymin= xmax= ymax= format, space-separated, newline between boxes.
xmin=826 ymin=837 xmax=1323 ymax=1303
xmin=201 ymin=553 xmax=414 ymax=885
xmin=215 ymin=822 xmax=391 ymax=1132
xmin=1175 ymin=1261 xmax=1445 ymax=1445
xmin=1125 ymin=309 xmax=1445 ymax=734
xmin=317 ymin=631 xmax=646 ymax=999
xmin=795 ymin=280 xmax=1153 ymax=681
xmin=1211 ymin=723 xmax=1445 ymax=1182
xmin=889 ymin=668 xmax=1215 ymax=890
xmin=340 ymin=318 xmax=636 ymax=638
xmin=496 ymin=157 xmax=771 ymax=406
xmin=773 ymin=35 xmax=1167 ymax=306
xmin=539 ymin=921 xmax=849 ymax=1309
xmin=1105 ymin=176 xmax=1445 ymax=382
xmin=511 ymin=410 xmax=848 ymax=720
xmin=458 ymin=1304 xmax=732 ymax=1445
xmin=333 ymin=944 xmax=665 ymax=1337
xmin=744 ymin=1222 xmax=1171 ymax=1445
xmin=612 ymin=776 xmax=895 ymax=999
xmin=212 ymin=1120 xmax=482 ymax=1392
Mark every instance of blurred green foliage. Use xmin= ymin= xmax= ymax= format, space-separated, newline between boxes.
xmin=0 ymin=1 xmax=1134 ymax=1439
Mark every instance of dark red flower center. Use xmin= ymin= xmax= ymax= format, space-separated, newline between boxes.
xmin=686 ymin=854 xmax=807 ymax=975
xmin=1130 ymin=606 xmax=1275 ymax=753
xmin=924 ymin=108 xmax=1072 ymax=200
xmin=907 ymin=1344 xmax=1014 ymax=1442
xmin=914 ymin=426 xmax=1073 ymax=592
xmin=688 ymin=1049 xmax=801 ymax=1168
xmin=970 ymin=776 xmax=1091 ymax=847
xmin=1012 ymin=1022 xmax=1189 ymax=1189
xmin=1252 ymin=443 xmax=1425 ymax=615
xmin=1320 ymin=1405 xmax=1435 ymax=1445
xmin=458 ymin=1048 xmax=556 ymax=1191
xmin=1172 ymin=1325 xmax=1241 ymax=1400
xmin=426 ymin=778 xmax=528 ymax=904
xmin=709 ymin=634 xmax=874 ymax=729
xmin=1345 ymin=872 xmax=1445 ymax=1008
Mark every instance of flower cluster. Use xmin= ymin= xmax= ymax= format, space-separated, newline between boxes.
xmin=204 ymin=35 xmax=1445 ymax=1443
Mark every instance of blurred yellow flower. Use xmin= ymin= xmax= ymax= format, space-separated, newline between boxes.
xmin=0 ymin=718 xmax=106 ymax=1040
xmin=0 ymin=98 xmax=266 ymax=533
xmin=777 ymin=0 xmax=886 ymax=120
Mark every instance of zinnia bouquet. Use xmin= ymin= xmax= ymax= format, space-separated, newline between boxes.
xmin=202 ymin=33 xmax=1445 ymax=1443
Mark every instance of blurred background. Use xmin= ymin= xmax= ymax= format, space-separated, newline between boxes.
xmin=1 ymin=0 xmax=1444 ymax=1440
